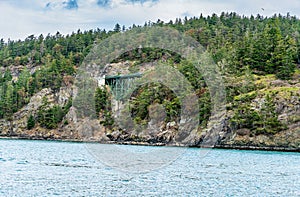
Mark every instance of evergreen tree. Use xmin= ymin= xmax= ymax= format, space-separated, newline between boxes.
xmin=113 ymin=23 xmax=121 ymax=32
xmin=27 ymin=114 xmax=35 ymax=130
xmin=95 ymin=86 xmax=108 ymax=117
xmin=275 ymin=36 xmax=297 ymax=79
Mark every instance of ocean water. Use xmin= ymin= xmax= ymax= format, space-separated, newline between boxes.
xmin=0 ymin=139 xmax=299 ymax=196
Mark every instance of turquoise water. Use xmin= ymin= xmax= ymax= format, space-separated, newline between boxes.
xmin=0 ymin=139 xmax=299 ymax=196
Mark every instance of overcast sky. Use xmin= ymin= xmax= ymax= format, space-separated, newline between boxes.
xmin=1 ymin=0 xmax=300 ymax=41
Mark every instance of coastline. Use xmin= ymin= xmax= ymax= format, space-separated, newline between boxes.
xmin=1 ymin=136 xmax=299 ymax=153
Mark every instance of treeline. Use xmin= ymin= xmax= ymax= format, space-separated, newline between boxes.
xmin=0 ymin=29 xmax=111 ymax=67
xmin=118 ymin=12 xmax=299 ymax=79
xmin=0 ymin=12 xmax=299 ymax=131
xmin=1 ymin=12 xmax=299 ymax=78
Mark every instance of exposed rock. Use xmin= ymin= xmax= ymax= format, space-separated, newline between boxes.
xmin=0 ymin=63 xmax=299 ymax=152
xmin=236 ymin=129 xmax=251 ymax=136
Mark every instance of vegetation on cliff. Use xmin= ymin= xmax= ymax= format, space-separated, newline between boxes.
xmin=0 ymin=12 xmax=299 ymax=148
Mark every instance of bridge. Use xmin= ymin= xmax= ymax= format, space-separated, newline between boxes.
xmin=99 ymin=73 xmax=142 ymax=100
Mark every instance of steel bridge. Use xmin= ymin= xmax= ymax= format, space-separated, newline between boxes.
xmin=101 ymin=73 xmax=142 ymax=100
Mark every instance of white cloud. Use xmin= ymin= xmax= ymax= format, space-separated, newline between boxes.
xmin=1 ymin=0 xmax=300 ymax=41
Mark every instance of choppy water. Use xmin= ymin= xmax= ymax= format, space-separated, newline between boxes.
xmin=0 ymin=139 xmax=299 ymax=196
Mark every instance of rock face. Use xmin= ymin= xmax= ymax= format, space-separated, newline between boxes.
xmin=0 ymin=64 xmax=41 ymax=82
xmin=0 ymin=84 xmax=110 ymax=141
xmin=0 ymin=62 xmax=299 ymax=151
xmin=218 ymin=85 xmax=300 ymax=150
xmin=0 ymin=88 xmax=53 ymax=137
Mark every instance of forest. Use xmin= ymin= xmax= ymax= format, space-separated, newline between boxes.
xmin=0 ymin=12 xmax=299 ymax=135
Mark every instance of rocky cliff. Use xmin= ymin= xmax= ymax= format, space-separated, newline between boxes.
xmin=0 ymin=62 xmax=299 ymax=151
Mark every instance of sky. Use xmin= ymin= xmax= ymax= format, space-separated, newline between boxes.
xmin=1 ymin=0 xmax=300 ymax=41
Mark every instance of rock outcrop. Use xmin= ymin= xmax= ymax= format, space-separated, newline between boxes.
xmin=0 ymin=62 xmax=299 ymax=151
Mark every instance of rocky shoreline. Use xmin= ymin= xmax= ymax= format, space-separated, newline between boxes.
xmin=213 ymin=144 xmax=300 ymax=152
xmin=1 ymin=136 xmax=299 ymax=152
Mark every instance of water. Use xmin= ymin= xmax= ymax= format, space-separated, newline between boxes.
xmin=0 ymin=139 xmax=299 ymax=196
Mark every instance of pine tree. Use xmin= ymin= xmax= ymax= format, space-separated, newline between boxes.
xmin=3 ymin=82 xmax=14 ymax=120
xmin=276 ymin=36 xmax=297 ymax=79
xmin=259 ymin=94 xmax=285 ymax=134
xmin=27 ymin=114 xmax=35 ymax=130
xmin=95 ymin=87 xmax=108 ymax=117
xmin=113 ymin=23 xmax=121 ymax=32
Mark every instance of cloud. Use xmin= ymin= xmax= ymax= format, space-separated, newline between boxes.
xmin=125 ymin=0 xmax=159 ymax=5
xmin=63 ymin=0 xmax=79 ymax=10
xmin=1 ymin=0 xmax=300 ymax=41
xmin=236 ymin=0 xmax=300 ymax=16
xmin=96 ymin=0 xmax=111 ymax=7
xmin=45 ymin=0 xmax=78 ymax=10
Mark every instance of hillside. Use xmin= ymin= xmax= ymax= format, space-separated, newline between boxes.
xmin=0 ymin=13 xmax=299 ymax=151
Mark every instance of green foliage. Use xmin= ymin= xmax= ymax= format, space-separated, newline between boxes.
xmin=36 ymin=98 xmax=72 ymax=129
xmin=163 ymin=98 xmax=180 ymax=122
xmin=234 ymin=91 xmax=257 ymax=102
xmin=198 ymin=91 xmax=211 ymax=126
xmin=231 ymin=105 xmax=261 ymax=130
xmin=37 ymin=105 xmax=64 ymax=129
xmin=94 ymin=87 xmax=114 ymax=126
xmin=114 ymin=48 xmax=182 ymax=64
xmin=113 ymin=23 xmax=121 ymax=32
xmin=0 ymin=12 xmax=299 ymax=135
xmin=27 ymin=114 xmax=35 ymax=130
xmin=275 ymin=36 xmax=297 ymax=79
xmin=95 ymin=86 xmax=108 ymax=117
xmin=100 ymin=110 xmax=114 ymax=127
xmin=129 ymin=83 xmax=181 ymax=124
xmin=176 ymin=60 xmax=205 ymax=90
xmin=231 ymin=93 xmax=286 ymax=135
